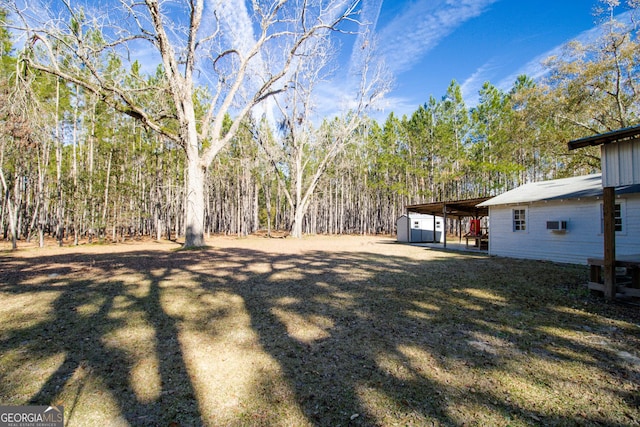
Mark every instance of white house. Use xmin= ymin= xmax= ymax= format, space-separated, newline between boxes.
xmin=397 ymin=213 xmax=444 ymax=243
xmin=477 ymin=174 xmax=640 ymax=264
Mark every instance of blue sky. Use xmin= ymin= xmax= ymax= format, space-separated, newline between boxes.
xmin=12 ymin=0 xmax=613 ymax=120
xmin=343 ymin=0 xmax=606 ymax=116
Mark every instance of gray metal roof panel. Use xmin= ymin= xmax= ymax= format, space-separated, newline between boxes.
xmin=478 ymin=174 xmax=640 ymax=207
xmin=479 ymin=174 xmax=640 ymax=207
xmin=477 ymin=174 xmax=602 ymax=206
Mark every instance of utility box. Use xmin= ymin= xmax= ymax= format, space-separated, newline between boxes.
xmin=397 ymin=214 xmax=444 ymax=243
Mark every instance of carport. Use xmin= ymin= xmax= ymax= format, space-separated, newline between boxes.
xmin=405 ymin=197 xmax=490 ymax=249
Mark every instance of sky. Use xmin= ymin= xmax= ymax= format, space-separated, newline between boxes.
xmin=9 ymin=0 xmax=617 ymax=121
xmin=338 ymin=0 xmax=609 ymax=117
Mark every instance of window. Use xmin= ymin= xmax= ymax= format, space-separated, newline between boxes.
xmin=513 ymin=209 xmax=526 ymax=231
xmin=600 ymin=201 xmax=624 ymax=233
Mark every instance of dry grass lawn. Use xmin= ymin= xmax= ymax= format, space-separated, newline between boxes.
xmin=0 ymin=235 xmax=639 ymax=426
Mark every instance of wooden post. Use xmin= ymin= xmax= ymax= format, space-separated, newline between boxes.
xmin=432 ymin=214 xmax=436 ymax=243
xmin=443 ymin=205 xmax=447 ymax=249
xmin=603 ymin=186 xmax=616 ymax=300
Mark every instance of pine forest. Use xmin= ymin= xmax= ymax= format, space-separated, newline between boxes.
xmin=1 ymin=2 xmax=639 ymax=249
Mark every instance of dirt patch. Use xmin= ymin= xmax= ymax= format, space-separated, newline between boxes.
xmin=1 ymin=235 xmax=639 ymax=426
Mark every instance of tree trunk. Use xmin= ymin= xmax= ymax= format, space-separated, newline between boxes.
xmin=184 ymin=151 xmax=206 ymax=247
xmin=290 ymin=208 xmax=305 ymax=239
xmin=7 ymin=197 xmax=17 ymax=250
xmin=264 ymin=181 xmax=272 ymax=237
xmin=102 ymin=149 xmax=113 ymax=228
xmin=72 ymin=84 xmax=79 ymax=246
xmin=0 ymin=169 xmax=17 ymax=250
xmin=55 ymin=78 xmax=64 ymax=247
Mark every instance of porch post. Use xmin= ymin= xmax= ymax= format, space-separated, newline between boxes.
xmin=443 ymin=205 xmax=447 ymax=249
xmin=603 ymin=186 xmax=616 ymax=300
xmin=432 ymin=213 xmax=436 ymax=243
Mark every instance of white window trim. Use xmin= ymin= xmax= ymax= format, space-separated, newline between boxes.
xmin=512 ymin=207 xmax=528 ymax=233
xmin=599 ymin=199 xmax=627 ymax=236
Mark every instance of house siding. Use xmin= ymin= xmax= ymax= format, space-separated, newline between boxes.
xmin=488 ymin=194 xmax=640 ymax=264
xmin=602 ymin=138 xmax=640 ymax=186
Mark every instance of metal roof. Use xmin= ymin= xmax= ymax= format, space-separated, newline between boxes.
xmin=407 ymin=197 xmax=491 ymax=218
xmin=567 ymin=124 xmax=640 ymax=150
xmin=477 ymin=174 xmax=640 ymax=207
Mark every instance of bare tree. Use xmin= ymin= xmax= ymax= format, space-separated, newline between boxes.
xmin=256 ymin=34 xmax=390 ymax=238
xmin=5 ymin=0 xmax=360 ymax=247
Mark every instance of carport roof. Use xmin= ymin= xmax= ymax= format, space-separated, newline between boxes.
xmin=406 ymin=197 xmax=491 ymax=218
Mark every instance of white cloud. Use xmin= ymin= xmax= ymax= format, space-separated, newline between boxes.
xmin=374 ymin=0 xmax=498 ymax=75
xmin=210 ymin=0 xmax=359 ymax=121
xmin=371 ymin=95 xmax=419 ymax=120
xmin=205 ymin=0 xmax=267 ymax=89
xmin=460 ymin=60 xmax=498 ymax=107
xmin=209 ymin=0 xmax=256 ymax=57
xmin=313 ymin=79 xmax=359 ymax=118
xmin=348 ymin=0 xmax=384 ymax=74
xmin=496 ymin=10 xmax=634 ymax=92
xmin=314 ymin=77 xmax=409 ymax=121
xmin=306 ymin=0 xmax=392 ymax=122
xmin=337 ymin=0 xmax=499 ymax=114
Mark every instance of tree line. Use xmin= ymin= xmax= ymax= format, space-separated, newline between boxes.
xmin=1 ymin=1 xmax=638 ymax=248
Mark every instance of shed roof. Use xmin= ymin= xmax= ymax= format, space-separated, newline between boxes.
xmin=567 ymin=124 xmax=640 ymax=150
xmin=477 ymin=174 xmax=640 ymax=207
xmin=407 ymin=197 xmax=491 ymax=218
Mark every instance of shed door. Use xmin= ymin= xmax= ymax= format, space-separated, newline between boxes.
xmin=421 ymin=228 xmax=434 ymax=242
xmin=410 ymin=220 xmax=422 ymax=242
xmin=410 ymin=219 xmax=434 ymax=242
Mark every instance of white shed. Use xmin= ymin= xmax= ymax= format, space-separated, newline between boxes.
xmin=477 ymin=174 xmax=640 ymax=264
xmin=397 ymin=213 xmax=444 ymax=243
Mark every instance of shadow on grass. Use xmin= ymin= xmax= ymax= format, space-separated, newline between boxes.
xmin=0 ymin=243 xmax=639 ymax=426
xmin=0 ymin=253 xmax=201 ymax=425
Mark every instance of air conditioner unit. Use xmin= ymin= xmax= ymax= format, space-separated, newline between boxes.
xmin=546 ymin=220 xmax=568 ymax=231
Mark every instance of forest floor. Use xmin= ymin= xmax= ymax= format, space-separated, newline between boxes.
xmin=1 ymin=235 xmax=639 ymax=426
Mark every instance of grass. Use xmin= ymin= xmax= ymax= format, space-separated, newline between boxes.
xmin=0 ymin=235 xmax=639 ymax=426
